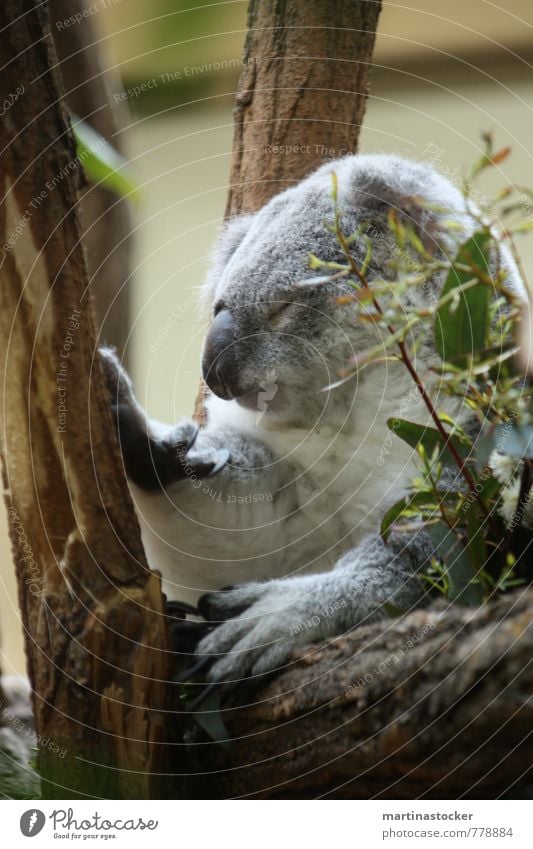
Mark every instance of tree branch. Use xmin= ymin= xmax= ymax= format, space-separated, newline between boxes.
xmin=218 ymin=590 xmax=533 ymax=798
xmin=0 ymin=0 xmax=172 ymax=798
xmin=226 ymin=0 xmax=382 ymax=216
xmin=50 ymin=0 xmax=133 ymax=358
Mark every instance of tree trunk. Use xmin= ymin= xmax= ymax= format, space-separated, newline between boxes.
xmin=50 ymin=0 xmax=132 ymax=359
xmin=0 ymin=0 xmax=172 ymax=798
xmin=226 ymin=0 xmax=382 ymax=217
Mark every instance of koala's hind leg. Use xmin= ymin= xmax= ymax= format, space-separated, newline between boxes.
xmin=99 ymin=347 xmax=229 ymax=491
xmin=191 ymin=531 xmax=431 ymax=684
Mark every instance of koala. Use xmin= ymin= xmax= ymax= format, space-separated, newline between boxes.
xmin=102 ymin=153 xmax=523 ymax=686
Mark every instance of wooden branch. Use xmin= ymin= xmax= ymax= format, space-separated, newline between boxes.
xmin=217 ymin=591 xmax=533 ymax=798
xmin=50 ymin=0 xmax=132 ymax=358
xmin=0 ymin=0 xmax=173 ymax=799
xmin=226 ymin=0 xmax=382 ymax=216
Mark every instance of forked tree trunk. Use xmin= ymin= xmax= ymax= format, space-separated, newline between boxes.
xmin=0 ymin=1 xmax=172 ymax=798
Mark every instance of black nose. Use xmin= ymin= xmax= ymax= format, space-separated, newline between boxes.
xmin=202 ymin=309 xmax=239 ymax=398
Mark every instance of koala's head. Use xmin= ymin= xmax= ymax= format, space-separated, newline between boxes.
xmin=201 ymin=154 xmax=470 ymax=428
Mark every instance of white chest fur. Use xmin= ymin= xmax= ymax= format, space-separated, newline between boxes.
xmin=131 ymin=369 xmax=428 ymax=604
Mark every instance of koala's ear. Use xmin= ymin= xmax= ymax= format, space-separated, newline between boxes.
xmin=202 ymin=215 xmax=255 ymax=307
xmin=345 ymin=155 xmax=470 ymax=258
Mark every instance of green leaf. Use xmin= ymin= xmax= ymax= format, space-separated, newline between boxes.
xmin=72 ymin=115 xmax=139 ymax=201
xmin=434 ymin=231 xmax=492 ymax=364
xmin=427 ymin=522 xmax=484 ymax=606
xmin=465 ymin=504 xmax=487 ymax=572
xmin=470 ymin=145 xmax=511 ymax=179
xmin=381 ymin=490 xmax=440 ymax=540
xmin=477 ymin=473 xmax=501 ymax=503
xmin=387 ymin=417 xmax=470 ymax=466
xmin=509 ymin=220 xmax=533 ymax=234
xmin=192 ymin=690 xmax=230 ymax=747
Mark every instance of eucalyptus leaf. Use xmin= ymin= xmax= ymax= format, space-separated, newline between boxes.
xmin=72 ymin=115 xmax=139 ymax=201
xmin=381 ymin=490 xmax=440 ymax=540
xmin=387 ymin=417 xmax=470 ymax=466
xmin=427 ymin=522 xmax=484 ymax=606
xmin=435 ymin=231 xmax=492 ymax=364
xmin=477 ymin=473 xmax=501 ymax=503
xmin=465 ymin=504 xmax=487 ymax=572
xmin=192 ymin=689 xmax=231 ymax=747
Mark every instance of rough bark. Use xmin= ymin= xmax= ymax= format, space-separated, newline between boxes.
xmin=225 ymin=0 xmax=382 ymax=217
xmin=0 ymin=1 xmax=173 ymax=798
xmin=217 ymin=592 xmax=533 ymax=798
xmin=50 ymin=0 xmax=132 ymax=358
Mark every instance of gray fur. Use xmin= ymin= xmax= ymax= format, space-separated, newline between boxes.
xmin=103 ymin=154 xmax=524 ymax=684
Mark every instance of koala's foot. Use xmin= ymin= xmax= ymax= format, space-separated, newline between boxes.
xmin=99 ymin=347 xmax=229 ymax=490
xmin=189 ymin=550 xmax=422 ymax=686
xmin=191 ymin=578 xmax=336 ymax=684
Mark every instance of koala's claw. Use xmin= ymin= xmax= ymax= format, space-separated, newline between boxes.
xmin=165 ymin=598 xmax=199 ymax=617
xmin=193 ymin=581 xmax=318 ymax=685
xmin=165 ymin=597 xmax=215 ymax=669
xmin=170 ymin=619 xmax=214 ymax=654
xmin=197 ymin=583 xmax=262 ymax=621
xmin=209 ymin=447 xmax=231 ymax=476
xmin=175 ymin=655 xmax=214 ymax=684
xmin=182 ymin=445 xmax=230 ymax=479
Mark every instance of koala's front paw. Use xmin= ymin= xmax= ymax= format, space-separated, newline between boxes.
xmin=195 ymin=578 xmax=326 ymax=684
xmin=123 ymin=415 xmax=229 ymax=491
xmin=99 ymin=348 xmax=229 ymax=489
xmin=177 ymin=429 xmax=230 ymax=480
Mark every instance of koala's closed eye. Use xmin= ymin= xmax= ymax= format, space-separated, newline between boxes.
xmin=265 ymin=296 xmax=299 ymax=326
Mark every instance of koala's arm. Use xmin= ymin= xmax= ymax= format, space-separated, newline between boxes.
xmin=194 ymin=531 xmax=430 ymax=684
xmin=100 ymin=348 xmax=292 ymax=602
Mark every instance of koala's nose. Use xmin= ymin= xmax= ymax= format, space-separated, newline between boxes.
xmin=202 ymin=309 xmax=239 ymax=399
